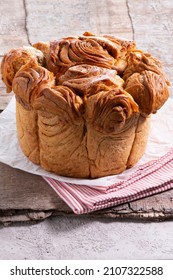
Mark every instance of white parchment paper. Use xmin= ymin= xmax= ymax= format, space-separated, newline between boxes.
xmin=0 ymin=95 xmax=173 ymax=186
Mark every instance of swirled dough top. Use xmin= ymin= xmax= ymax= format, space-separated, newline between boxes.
xmin=1 ymin=32 xmax=170 ymax=118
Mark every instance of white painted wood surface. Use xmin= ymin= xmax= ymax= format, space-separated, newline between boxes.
xmin=0 ymin=0 xmax=173 ymax=259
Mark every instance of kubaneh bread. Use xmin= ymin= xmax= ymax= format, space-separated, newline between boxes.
xmin=1 ymin=32 xmax=170 ymax=178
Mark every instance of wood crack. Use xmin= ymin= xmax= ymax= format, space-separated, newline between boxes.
xmin=126 ymin=0 xmax=135 ymax=40
xmin=22 ymin=0 xmax=32 ymax=45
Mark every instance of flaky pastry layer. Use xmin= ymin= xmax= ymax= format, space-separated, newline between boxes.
xmin=1 ymin=32 xmax=170 ymax=178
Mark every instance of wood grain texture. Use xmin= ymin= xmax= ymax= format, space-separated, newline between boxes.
xmin=25 ymin=0 xmax=133 ymax=43
xmin=0 ymin=0 xmax=173 ymax=224
xmin=0 ymin=0 xmax=29 ymax=110
xmin=0 ymin=162 xmax=173 ymax=224
xmin=128 ymin=0 xmax=173 ymax=95
xmin=0 ymin=0 xmax=29 ymax=55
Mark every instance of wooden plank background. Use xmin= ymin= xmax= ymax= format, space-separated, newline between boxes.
xmin=0 ymin=0 xmax=173 ymax=224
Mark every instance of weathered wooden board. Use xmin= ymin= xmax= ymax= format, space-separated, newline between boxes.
xmin=25 ymin=0 xmax=133 ymax=43
xmin=0 ymin=162 xmax=173 ymax=225
xmin=128 ymin=0 xmax=173 ymax=88
xmin=0 ymin=0 xmax=29 ymax=55
xmin=0 ymin=0 xmax=173 ymax=224
xmin=0 ymin=0 xmax=29 ymax=109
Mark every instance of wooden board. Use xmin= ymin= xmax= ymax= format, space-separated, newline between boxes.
xmin=0 ymin=0 xmax=173 ymax=224
xmin=1 ymin=162 xmax=173 ymax=225
xmin=0 ymin=0 xmax=29 ymax=55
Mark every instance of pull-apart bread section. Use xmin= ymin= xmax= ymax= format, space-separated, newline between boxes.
xmin=1 ymin=32 xmax=170 ymax=178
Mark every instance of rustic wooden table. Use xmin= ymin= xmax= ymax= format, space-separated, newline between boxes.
xmin=0 ymin=0 xmax=173 ymax=260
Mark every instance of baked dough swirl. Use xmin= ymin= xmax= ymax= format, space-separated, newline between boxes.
xmin=1 ymin=47 xmax=44 ymax=93
xmin=1 ymin=32 xmax=170 ymax=178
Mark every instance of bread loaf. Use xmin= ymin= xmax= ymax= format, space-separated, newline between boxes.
xmin=1 ymin=32 xmax=170 ymax=178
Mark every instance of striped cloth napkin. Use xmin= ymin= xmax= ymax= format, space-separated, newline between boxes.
xmin=44 ymin=148 xmax=173 ymax=214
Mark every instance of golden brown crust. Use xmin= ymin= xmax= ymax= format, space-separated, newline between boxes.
xmin=32 ymin=41 xmax=50 ymax=58
xmin=35 ymin=88 xmax=89 ymax=178
xmin=85 ymin=89 xmax=140 ymax=178
xmin=58 ymin=64 xmax=124 ymax=95
xmin=12 ymin=59 xmax=55 ymax=105
xmin=85 ymin=89 xmax=139 ymax=134
xmin=16 ymin=101 xmax=40 ymax=164
xmin=125 ymin=70 xmax=169 ymax=115
xmin=123 ymin=50 xmax=170 ymax=84
xmin=46 ymin=33 xmax=136 ymax=80
xmin=86 ymin=118 xmax=139 ymax=178
xmin=127 ymin=115 xmax=151 ymax=168
xmin=1 ymin=32 xmax=170 ymax=178
xmin=1 ymin=47 xmax=44 ymax=93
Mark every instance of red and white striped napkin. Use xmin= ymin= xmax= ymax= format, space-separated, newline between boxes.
xmin=44 ymin=147 xmax=173 ymax=214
